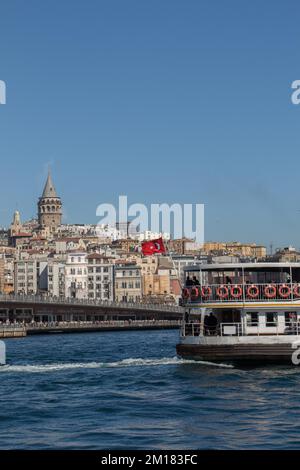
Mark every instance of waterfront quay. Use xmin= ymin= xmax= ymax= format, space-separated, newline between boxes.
xmin=0 ymin=325 xmax=26 ymax=338
xmin=0 ymin=319 xmax=180 ymax=338
xmin=27 ymin=319 xmax=181 ymax=335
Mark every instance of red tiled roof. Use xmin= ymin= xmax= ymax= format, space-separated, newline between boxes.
xmin=56 ymin=238 xmax=81 ymax=242
xmin=12 ymin=233 xmax=32 ymax=237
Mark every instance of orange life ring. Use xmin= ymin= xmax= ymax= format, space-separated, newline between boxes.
xmin=264 ymin=284 xmax=277 ymax=299
xmin=201 ymin=286 xmax=212 ymax=298
xmin=190 ymin=287 xmax=200 ymax=300
xmin=182 ymin=288 xmax=190 ymax=299
xmin=294 ymin=284 xmax=300 ymax=298
xmin=230 ymin=285 xmax=242 ymax=299
xmin=216 ymin=285 xmax=229 ymax=299
xmin=246 ymin=284 xmax=259 ymax=299
xmin=278 ymin=284 xmax=291 ymax=299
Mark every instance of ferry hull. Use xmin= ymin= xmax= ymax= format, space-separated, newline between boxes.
xmin=176 ymin=343 xmax=299 ymax=366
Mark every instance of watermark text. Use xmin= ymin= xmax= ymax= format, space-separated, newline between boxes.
xmin=96 ymin=196 xmax=204 ymax=244
xmin=291 ymin=80 xmax=300 ymax=105
xmin=0 ymin=80 xmax=6 ymax=105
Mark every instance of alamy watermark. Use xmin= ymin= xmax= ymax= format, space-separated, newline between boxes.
xmin=291 ymin=80 xmax=300 ymax=105
xmin=96 ymin=196 xmax=205 ymax=244
xmin=0 ymin=80 xmax=6 ymax=105
xmin=291 ymin=342 xmax=300 ymax=365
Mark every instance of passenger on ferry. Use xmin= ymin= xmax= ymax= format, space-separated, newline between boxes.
xmin=222 ymin=312 xmax=232 ymax=323
xmin=186 ymin=276 xmax=193 ymax=286
xmin=192 ymin=276 xmax=200 ymax=285
xmin=204 ymin=313 xmax=218 ymax=335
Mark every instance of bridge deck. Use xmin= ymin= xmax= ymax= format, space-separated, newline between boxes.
xmin=0 ymin=295 xmax=184 ymax=324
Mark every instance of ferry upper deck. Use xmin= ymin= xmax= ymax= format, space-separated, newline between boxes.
xmin=182 ymin=262 xmax=300 ymax=308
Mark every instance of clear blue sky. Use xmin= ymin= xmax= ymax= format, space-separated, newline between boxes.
xmin=0 ymin=0 xmax=299 ymax=249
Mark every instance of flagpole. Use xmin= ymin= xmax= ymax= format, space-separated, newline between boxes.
xmin=140 ymin=236 xmax=183 ymax=304
xmin=164 ymin=237 xmax=183 ymax=291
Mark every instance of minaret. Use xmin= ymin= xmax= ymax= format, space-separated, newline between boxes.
xmin=12 ymin=210 xmax=21 ymax=228
xmin=10 ymin=210 xmax=22 ymax=235
xmin=38 ymin=170 xmax=62 ymax=231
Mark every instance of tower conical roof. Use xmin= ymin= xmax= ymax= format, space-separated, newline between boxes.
xmin=41 ymin=171 xmax=58 ymax=198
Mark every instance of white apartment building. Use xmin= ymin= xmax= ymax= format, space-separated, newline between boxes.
xmin=55 ymin=238 xmax=85 ymax=253
xmin=47 ymin=259 xmax=66 ymax=298
xmin=57 ymin=224 xmax=98 ymax=236
xmin=65 ymin=252 xmax=88 ymax=299
xmin=95 ymin=224 xmax=122 ymax=241
xmin=87 ymin=254 xmax=114 ymax=301
xmin=14 ymin=259 xmax=48 ymax=295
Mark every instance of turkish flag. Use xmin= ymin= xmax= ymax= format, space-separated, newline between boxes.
xmin=141 ymin=237 xmax=166 ymax=256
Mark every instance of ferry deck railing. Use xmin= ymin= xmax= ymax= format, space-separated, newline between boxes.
xmin=184 ymin=283 xmax=300 ymax=304
xmin=182 ymin=321 xmax=300 ymax=337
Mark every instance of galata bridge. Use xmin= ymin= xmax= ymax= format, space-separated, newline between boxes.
xmin=0 ymin=294 xmax=184 ymax=324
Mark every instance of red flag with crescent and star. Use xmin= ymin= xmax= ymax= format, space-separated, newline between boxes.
xmin=141 ymin=237 xmax=166 ymax=256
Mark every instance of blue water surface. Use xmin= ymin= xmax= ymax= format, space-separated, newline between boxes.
xmin=0 ymin=329 xmax=300 ymax=450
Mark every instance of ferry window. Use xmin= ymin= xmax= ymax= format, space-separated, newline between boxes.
xmin=246 ymin=312 xmax=258 ymax=326
xmin=285 ymin=312 xmax=297 ymax=326
xmin=266 ymin=312 xmax=278 ymax=327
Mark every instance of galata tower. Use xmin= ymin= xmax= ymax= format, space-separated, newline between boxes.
xmin=38 ymin=170 xmax=62 ymax=231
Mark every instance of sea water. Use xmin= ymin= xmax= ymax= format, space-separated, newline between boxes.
xmin=0 ymin=329 xmax=300 ymax=449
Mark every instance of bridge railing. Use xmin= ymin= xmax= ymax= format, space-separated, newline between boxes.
xmin=0 ymin=293 xmax=184 ymax=313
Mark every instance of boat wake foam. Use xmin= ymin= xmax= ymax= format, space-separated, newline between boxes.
xmin=0 ymin=356 xmax=233 ymax=373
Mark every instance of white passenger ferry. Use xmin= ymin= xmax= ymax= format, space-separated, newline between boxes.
xmin=176 ymin=263 xmax=300 ymax=365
